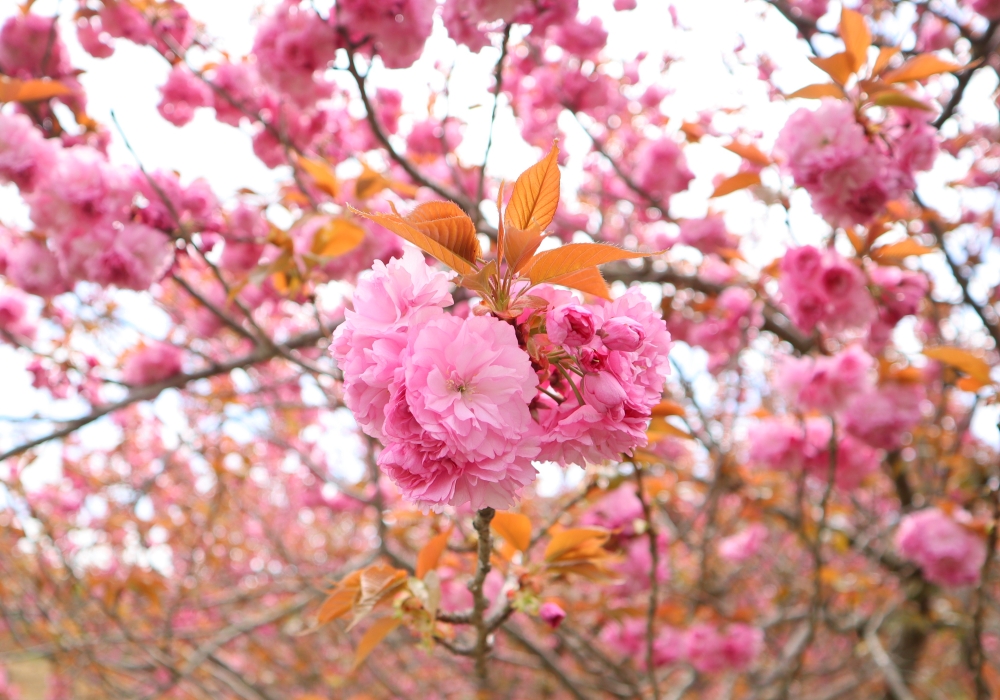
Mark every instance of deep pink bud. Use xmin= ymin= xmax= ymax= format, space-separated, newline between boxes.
xmin=547 ymin=304 xmax=596 ymax=346
xmin=578 ymin=346 xmax=608 ymax=372
xmin=539 ymin=602 xmax=566 ymax=629
xmin=600 ymin=316 xmax=645 ymax=351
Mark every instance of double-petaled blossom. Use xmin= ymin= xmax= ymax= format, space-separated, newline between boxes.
xmin=896 ymin=508 xmax=987 ymax=587
xmin=334 ymin=251 xmax=671 ymax=507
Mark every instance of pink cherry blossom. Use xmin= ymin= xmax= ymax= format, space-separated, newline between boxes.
xmin=539 ymin=602 xmax=566 ymax=629
xmin=896 ymin=508 xmax=987 ymax=587
xmin=157 ymin=65 xmax=213 ymax=127
xmin=775 ymin=345 xmax=874 ymax=415
xmin=122 ymin=342 xmax=184 ymax=386
xmin=546 ymin=304 xmax=596 ymax=346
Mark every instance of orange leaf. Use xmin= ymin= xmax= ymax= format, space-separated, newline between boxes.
xmin=297 ymin=156 xmax=339 ymax=199
xmin=724 ymin=140 xmax=771 ymax=167
xmin=353 ymin=203 xmax=477 ymax=275
xmin=416 ymin=529 xmax=452 ymax=580
xmin=923 ymin=347 xmax=993 ymax=386
xmin=355 ymin=163 xmax=390 ymax=201
xmin=349 ymin=564 xmax=408 ymax=629
xmin=0 ymin=77 xmax=73 ymax=103
xmin=809 ymin=52 xmax=854 ymax=85
xmin=491 ymin=511 xmax=531 ymax=552
xmin=505 ymin=143 xmax=561 ymax=232
xmin=548 ymin=266 xmax=612 ymax=301
xmin=318 ymin=570 xmax=364 ymax=624
xmin=680 ymin=121 xmax=705 ymax=142
xmin=311 ymin=217 xmax=366 ymax=258
xmin=352 ymin=617 xmax=402 ymax=671
xmin=786 ymin=82 xmax=846 ymax=100
xmin=956 ymin=376 xmax=988 ymax=393
xmin=527 ymin=243 xmax=652 ymax=287
xmin=870 ymin=239 xmax=935 ymax=261
xmin=840 ymin=8 xmax=871 ymax=73
xmin=544 ymin=528 xmax=610 ymax=563
xmin=872 ymin=89 xmax=932 ymax=110
xmin=650 ymin=400 xmax=685 ymax=417
xmin=882 ymin=54 xmax=962 ymax=83
xmin=711 ymin=171 xmax=760 ymax=198
xmin=647 ymin=416 xmax=695 ymax=443
xmin=872 ymin=46 xmax=901 ymax=76
xmin=503 ymin=221 xmax=545 ymax=273
xmin=407 ymin=201 xmax=480 ymax=262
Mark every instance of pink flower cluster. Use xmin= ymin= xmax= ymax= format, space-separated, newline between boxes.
xmin=336 ymin=0 xmax=436 ymax=70
xmin=896 ymin=508 xmax=987 ymax=587
xmin=0 ymin=121 xmax=169 ymax=292
xmin=122 ymin=342 xmax=184 ymax=387
xmin=633 ymin=138 xmax=695 ymax=205
xmin=749 ymin=416 xmax=879 ymax=490
xmin=602 ymin=619 xmax=762 ymax=672
xmin=779 ymin=245 xmax=873 ymax=333
xmin=775 ymin=345 xmax=873 ymax=414
xmin=774 ymin=100 xmax=937 ymax=227
xmin=332 ymin=250 xmax=672 ymax=509
xmin=670 ymin=287 xmax=761 ymax=372
xmin=533 ymin=288 xmax=672 ymax=466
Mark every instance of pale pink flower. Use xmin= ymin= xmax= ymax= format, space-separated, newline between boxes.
xmin=677 ymin=215 xmax=739 ymax=256
xmin=336 ymin=0 xmax=436 ymax=70
xmin=0 ymin=112 xmax=58 ymax=192
xmin=331 ymin=248 xmax=453 ymax=440
xmin=896 ymin=508 xmax=987 ymax=587
xmin=775 ymin=345 xmax=874 ymax=415
xmin=844 ymin=383 xmax=925 ymax=450
xmin=633 ymin=138 xmax=694 ymax=204
xmin=0 ymin=291 xmax=36 ymax=341
xmin=157 ymin=65 xmax=212 ymax=126
xmin=122 ymin=342 xmax=184 ymax=386
xmin=6 ymin=238 xmax=71 ymax=297
xmin=718 ymin=523 xmax=768 ymax=563
xmin=547 ymin=304 xmax=596 ymax=346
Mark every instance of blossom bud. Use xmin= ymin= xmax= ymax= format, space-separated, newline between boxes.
xmin=582 ymin=371 xmax=628 ymax=415
xmin=539 ymin=602 xmax=566 ymax=629
xmin=546 ymin=304 xmax=596 ymax=346
xmin=578 ymin=346 xmax=608 ymax=372
xmin=599 ymin=316 xmax=645 ymax=351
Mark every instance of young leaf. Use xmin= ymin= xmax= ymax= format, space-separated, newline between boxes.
xmin=0 ymin=77 xmax=73 ymax=103
xmin=352 ymin=617 xmax=403 ymax=671
xmin=650 ymin=400 xmax=686 ymax=417
xmin=922 ymin=347 xmax=993 ymax=386
xmin=527 ymin=243 xmax=652 ymax=287
xmin=503 ymin=221 xmax=545 ymax=273
xmin=544 ymin=528 xmax=610 ymax=563
xmin=809 ymin=53 xmax=854 ymax=86
xmin=786 ymin=83 xmax=846 ymax=100
xmin=353 ymin=204 xmax=477 ymax=275
xmin=882 ymin=54 xmax=962 ymax=83
xmin=311 ymin=217 xmax=366 ymax=258
xmin=491 ymin=511 xmax=532 ymax=553
xmin=349 ymin=564 xmax=408 ymax=629
xmin=872 ymin=90 xmax=932 ymax=111
xmin=318 ymin=570 xmax=364 ymax=624
xmin=723 ymin=140 xmax=771 ymax=167
xmin=840 ymin=8 xmax=871 ymax=73
xmin=711 ymin=172 xmax=761 ymax=198
xmin=870 ymin=239 xmax=935 ymax=261
xmin=457 ymin=260 xmax=497 ymax=296
xmin=406 ymin=201 xmax=480 ymax=264
xmin=355 ymin=163 xmax=390 ymax=200
xmin=505 ymin=144 xmax=561 ymax=232
xmin=872 ymin=46 xmax=901 ymax=76
xmin=297 ymin=157 xmax=339 ymax=199
xmin=416 ymin=529 xmax=452 ymax=580
xmin=647 ymin=417 xmax=695 ymax=443
xmin=548 ymin=266 xmax=612 ymax=301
